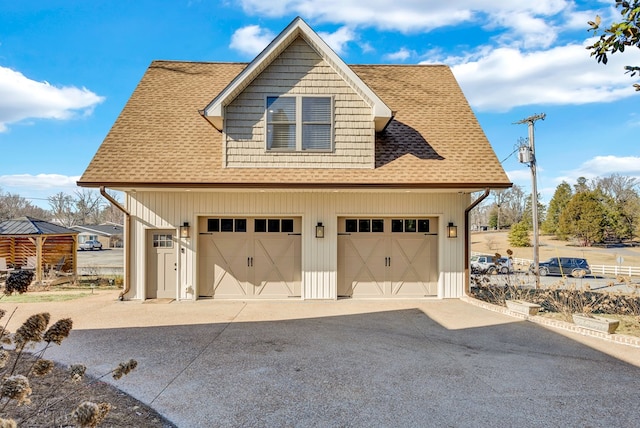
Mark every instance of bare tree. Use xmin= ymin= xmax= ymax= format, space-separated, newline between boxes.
xmin=101 ymin=190 xmax=125 ymax=224
xmin=74 ymin=189 xmax=103 ymax=225
xmin=48 ymin=192 xmax=76 ymax=227
xmin=0 ymin=188 xmax=50 ymax=221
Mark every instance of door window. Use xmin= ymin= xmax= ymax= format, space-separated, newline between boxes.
xmin=153 ymin=234 xmax=173 ymax=248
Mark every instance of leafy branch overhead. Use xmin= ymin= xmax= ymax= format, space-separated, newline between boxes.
xmin=587 ymin=0 xmax=640 ymax=90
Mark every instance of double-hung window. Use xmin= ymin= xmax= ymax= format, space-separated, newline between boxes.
xmin=266 ymin=96 xmax=332 ymax=151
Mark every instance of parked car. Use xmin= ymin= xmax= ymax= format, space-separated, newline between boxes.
xmin=79 ymin=240 xmax=103 ymax=251
xmin=471 ymin=254 xmax=514 ymax=274
xmin=531 ymin=257 xmax=590 ymax=277
xmin=496 ymin=257 xmax=514 ymax=274
xmin=471 ymin=254 xmax=495 ymax=274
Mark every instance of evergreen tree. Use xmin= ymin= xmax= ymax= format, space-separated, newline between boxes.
xmin=508 ymin=221 xmax=531 ymax=247
xmin=541 ymin=182 xmax=573 ymax=235
xmin=521 ymin=193 xmax=545 ymax=230
xmin=558 ymin=191 xmax=607 ymax=246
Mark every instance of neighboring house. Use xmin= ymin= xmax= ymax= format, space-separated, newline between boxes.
xmin=78 ymin=17 xmax=511 ymax=301
xmin=72 ymin=224 xmax=124 ymax=248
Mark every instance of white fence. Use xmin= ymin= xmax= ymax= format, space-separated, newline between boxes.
xmin=77 ymin=266 xmax=123 ymax=277
xmin=584 ymin=265 xmax=640 ymax=277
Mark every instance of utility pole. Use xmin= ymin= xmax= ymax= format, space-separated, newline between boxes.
xmin=516 ymin=113 xmax=545 ymax=289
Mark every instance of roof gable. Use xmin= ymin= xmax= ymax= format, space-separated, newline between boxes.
xmin=204 ymin=17 xmax=393 ymax=132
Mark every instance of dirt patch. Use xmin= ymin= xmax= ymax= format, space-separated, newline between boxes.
xmin=1 ymin=351 xmax=175 ymax=427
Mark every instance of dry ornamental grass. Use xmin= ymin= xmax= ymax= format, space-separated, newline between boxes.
xmin=0 ymin=307 xmax=175 ymax=427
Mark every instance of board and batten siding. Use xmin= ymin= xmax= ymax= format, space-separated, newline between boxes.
xmin=126 ymin=191 xmax=469 ymax=301
xmin=224 ymin=37 xmax=374 ymax=169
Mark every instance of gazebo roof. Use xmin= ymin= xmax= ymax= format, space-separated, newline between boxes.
xmin=0 ymin=216 xmax=78 ymax=236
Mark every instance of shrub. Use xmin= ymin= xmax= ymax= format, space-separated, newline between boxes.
xmin=508 ymin=221 xmax=531 ymax=247
xmin=5 ymin=271 xmax=35 ymax=295
xmin=470 ymin=274 xmax=640 ymax=323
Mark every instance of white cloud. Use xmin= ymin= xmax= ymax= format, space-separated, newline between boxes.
xmin=384 ymin=48 xmax=413 ymax=61
xmin=559 ymin=156 xmax=640 ymax=183
xmin=447 ymin=39 xmax=640 ymax=112
xmin=229 ymin=25 xmax=275 ymax=56
xmin=238 ymin=0 xmax=571 ymax=36
xmin=318 ymin=26 xmax=356 ymax=55
xmin=0 ymin=174 xmax=83 ymax=209
xmin=506 ymin=169 xmax=531 ymax=182
xmin=488 ymin=11 xmax=558 ymax=49
xmin=0 ymin=174 xmax=80 ymax=190
xmin=562 ymin=8 xmax=600 ymax=31
xmin=0 ymin=66 xmax=104 ymax=133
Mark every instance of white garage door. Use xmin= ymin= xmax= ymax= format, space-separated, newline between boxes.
xmin=337 ymin=218 xmax=438 ymax=298
xmin=198 ymin=217 xmax=301 ymax=299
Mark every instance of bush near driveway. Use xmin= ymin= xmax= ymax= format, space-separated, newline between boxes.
xmin=470 ymin=273 xmax=640 ymax=330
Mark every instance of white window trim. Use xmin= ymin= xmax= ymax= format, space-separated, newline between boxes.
xmin=265 ymin=95 xmax=334 ymax=152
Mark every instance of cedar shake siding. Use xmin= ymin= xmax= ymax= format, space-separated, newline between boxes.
xmin=224 ymin=37 xmax=374 ymax=169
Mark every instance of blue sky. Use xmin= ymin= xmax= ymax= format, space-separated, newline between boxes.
xmin=1 ymin=0 xmax=639 ymax=209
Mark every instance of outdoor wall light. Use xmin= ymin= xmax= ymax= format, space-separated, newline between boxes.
xmin=315 ymin=222 xmax=325 ymax=238
xmin=180 ymin=222 xmax=191 ymax=239
xmin=447 ymin=222 xmax=458 ymax=238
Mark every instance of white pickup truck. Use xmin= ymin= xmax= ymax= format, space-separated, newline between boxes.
xmin=79 ymin=240 xmax=103 ymax=251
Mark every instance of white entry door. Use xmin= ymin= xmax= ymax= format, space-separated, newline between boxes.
xmin=338 ymin=218 xmax=438 ymax=298
xmin=146 ymin=230 xmax=177 ymax=299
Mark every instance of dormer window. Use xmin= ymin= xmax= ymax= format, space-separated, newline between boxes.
xmin=266 ymin=96 xmax=332 ymax=151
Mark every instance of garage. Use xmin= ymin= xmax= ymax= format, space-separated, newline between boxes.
xmin=337 ymin=217 xmax=438 ymax=298
xmin=198 ymin=217 xmax=301 ymax=299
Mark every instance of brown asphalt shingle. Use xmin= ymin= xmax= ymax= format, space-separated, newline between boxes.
xmin=79 ymin=61 xmax=511 ymax=189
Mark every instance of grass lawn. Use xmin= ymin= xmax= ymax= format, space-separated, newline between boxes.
xmin=0 ymin=292 xmax=91 ymax=303
xmin=472 ymin=231 xmax=640 ymax=267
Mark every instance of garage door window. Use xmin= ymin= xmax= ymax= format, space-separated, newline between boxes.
xmin=254 ymin=219 xmax=295 ymax=233
xmin=345 ymin=219 xmax=384 ymax=233
xmin=207 ymin=219 xmax=247 ymax=232
xmin=392 ymin=219 xmax=430 ymax=233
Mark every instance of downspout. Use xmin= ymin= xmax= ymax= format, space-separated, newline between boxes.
xmin=464 ymin=188 xmax=491 ymax=295
xmin=100 ymin=186 xmax=131 ymax=301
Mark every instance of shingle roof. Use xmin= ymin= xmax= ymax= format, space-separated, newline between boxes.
xmin=72 ymin=224 xmax=123 ymax=236
xmin=78 ymin=61 xmax=511 ymax=190
xmin=0 ymin=217 xmax=78 ymax=236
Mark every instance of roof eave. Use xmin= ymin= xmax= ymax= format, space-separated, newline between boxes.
xmin=77 ymin=181 xmax=513 ymax=190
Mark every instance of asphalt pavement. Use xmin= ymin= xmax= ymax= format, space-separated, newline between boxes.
xmin=3 ymin=293 xmax=638 ymax=428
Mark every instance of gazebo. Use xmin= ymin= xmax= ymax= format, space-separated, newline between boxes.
xmin=0 ymin=216 xmax=78 ymax=283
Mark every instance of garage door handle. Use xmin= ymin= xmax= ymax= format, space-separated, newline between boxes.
xmin=385 ymin=257 xmax=391 ymax=267
xmin=338 ymin=233 xmax=351 ymax=236
xmin=247 ymin=257 xmax=253 ymax=267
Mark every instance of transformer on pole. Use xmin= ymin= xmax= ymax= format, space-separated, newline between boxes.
xmin=515 ymin=113 xmax=545 ymax=289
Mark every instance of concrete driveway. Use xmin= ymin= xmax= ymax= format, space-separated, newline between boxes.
xmin=4 ymin=292 xmax=640 ymax=427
